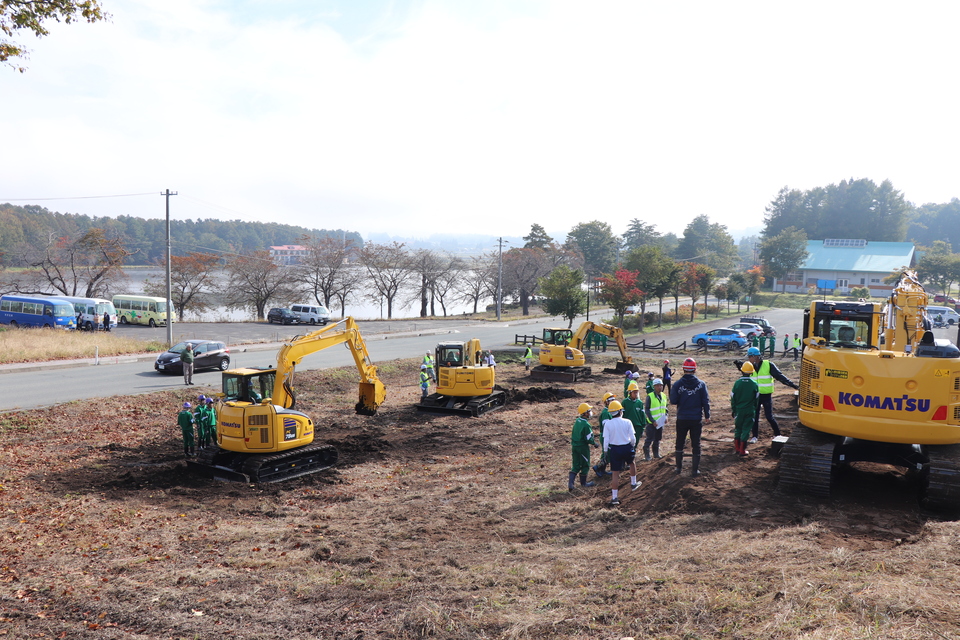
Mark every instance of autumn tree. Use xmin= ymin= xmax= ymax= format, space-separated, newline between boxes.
xmin=11 ymin=228 xmax=133 ymax=297
xmin=624 ymin=245 xmax=675 ymax=332
xmin=695 ymin=264 xmax=718 ymax=317
xmin=596 ymin=268 xmax=643 ymax=327
xmin=143 ymin=252 xmax=220 ymax=320
xmin=1 ymin=0 xmax=108 ymax=71
xmin=679 ymin=262 xmax=715 ymax=321
xmin=222 ymin=251 xmax=295 ymax=319
xmin=360 ymin=242 xmax=415 ymax=319
xmin=539 ymin=264 xmax=586 ymax=328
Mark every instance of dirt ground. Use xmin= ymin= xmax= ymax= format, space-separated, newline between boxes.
xmin=2 ymin=351 xmax=959 ymax=639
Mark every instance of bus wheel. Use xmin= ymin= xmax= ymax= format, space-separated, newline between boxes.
xmin=85 ymin=321 xmax=93 ymax=331
xmin=119 ymin=316 xmax=127 ymax=324
xmin=9 ymin=321 xmax=17 ymax=328
xmin=149 ymin=319 xmax=156 ymax=328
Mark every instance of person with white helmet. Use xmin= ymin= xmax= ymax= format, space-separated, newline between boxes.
xmin=568 ymin=403 xmax=599 ymax=491
xmin=422 ymin=351 xmax=436 ymax=382
xmin=419 ymin=364 xmax=430 ymax=402
xmin=177 ymin=401 xmax=196 ymax=457
xmin=742 ymin=346 xmax=798 ymax=443
xmin=592 ymin=392 xmax=617 ymax=479
xmin=643 ymin=378 xmax=668 ymax=461
xmin=669 ymin=357 xmax=711 ymax=477
xmin=730 ymin=361 xmax=759 ymax=456
xmin=601 ymin=400 xmax=640 ymax=506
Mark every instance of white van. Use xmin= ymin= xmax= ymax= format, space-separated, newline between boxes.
xmin=927 ymin=305 xmax=960 ymax=325
xmin=291 ymin=303 xmax=330 ymax=325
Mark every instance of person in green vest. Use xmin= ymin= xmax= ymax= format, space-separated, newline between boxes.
xmin=568 ymin=403 xmax=598 ymax=491
xmin=642 ymin=378 xmax=669 ymax=461
xmin=177 ymin=402 xmax=196 ymax=457
xmin=422 ymin=351 xmax=436 ymax=382
xmin=622 ymin=382 xmax=648 ymax=446
xmin=791 ymin=333 xmax=802 ymax=361
xmin=523 ymin=344 xmax=534 ymax=371
xmin=730 ymin=361 xmax=759 ymax=456
xmin=419 ymin=364 xmax=430 ymax=402
xmin=743 ymin=346 xmax=798 ymax=443
xmin=592 ymin=392 xmax=616 ymax=479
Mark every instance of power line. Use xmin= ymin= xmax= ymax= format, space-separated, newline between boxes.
xmin=0 ymin=192 xmax=156 ymax=201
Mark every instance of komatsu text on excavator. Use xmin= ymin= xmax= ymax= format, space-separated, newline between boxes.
xmin=780 ymin=270 xmax=960 ymax=510
xmin=530 ymin=321 xmax=638 ymax=383
xmin=189 ymin=317 xmax=386 ymax=483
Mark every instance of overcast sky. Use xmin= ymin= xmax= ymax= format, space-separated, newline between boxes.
xmin=2 ymin=0 xmax=959 ymax=243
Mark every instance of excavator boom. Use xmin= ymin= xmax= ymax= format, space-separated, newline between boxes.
xmin=531 ymin=321 xmax=637 ymax=382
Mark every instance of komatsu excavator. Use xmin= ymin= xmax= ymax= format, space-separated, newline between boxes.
xmin=189 ymin=317 xmax=386 ymax=483
xmin=529 ymin=321 xmax=638 ymax=383
xmin=780 ymin=270 xmax=960 ymax=510
xmin=416 ymin=338 xmax=507 ymax=417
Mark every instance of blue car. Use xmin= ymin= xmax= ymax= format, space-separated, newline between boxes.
xmin=692 ymin=328 xmax=748 ymax=350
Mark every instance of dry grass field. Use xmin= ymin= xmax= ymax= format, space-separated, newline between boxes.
xmin=0 ymin=329 xmax=165 ymax=364
xmin=1 ymin=352 xmax=959 ymax=639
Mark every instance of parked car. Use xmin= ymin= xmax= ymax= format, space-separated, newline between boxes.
xmin=739 ymin=316 xmax=776 ymax=336
xmin=267 ymin=308 xmax=299 ymax=324
xmin=933 ymin=294 xmax=957 ymax=304
xmin=290 ymin=303 xmax=330 ymax=325
xmin=625 ymin=305 xmax=640 ymax=315
xmin=692 ymin=328 xmax=748 ymax=350
xmin=155 ymin=340 xmax=230 ymax=374
xmin=727 ymin=322 xmax=765 ymax=339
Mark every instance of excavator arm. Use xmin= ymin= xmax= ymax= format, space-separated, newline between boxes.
xmin=570 ymin=321 xmax=633 ymax=366
xmin=272 ymin=317 xmax=386 ymax=415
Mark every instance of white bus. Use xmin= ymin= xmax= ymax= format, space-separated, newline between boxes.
xmin=60 ymin=296 xmax=118 ymax=331
xmin=112 ymin=295 xmax=176 ymax=327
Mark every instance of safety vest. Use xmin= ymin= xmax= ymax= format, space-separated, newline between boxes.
xmin=524 ymin=346 xmax=533 ymax=358
xmin=423 ymin=354 xmax=434 ymax=369
xmin=648 ymin=392 xmax=667 ymax=422
xmin=792 ymin=336 xmax=801 ymax=349
xmin=419 ymin=371 xmax=429 ymax=386
xmin=752 ymin=360 xmax=774 ymax=395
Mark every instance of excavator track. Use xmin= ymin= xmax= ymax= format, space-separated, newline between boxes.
xmin=529 ymin=366 xmax=592 ymax=383
xmin=778 ymin=425 xmax=838 ymax=498
xmin=417 ymin=390 xmax=507 ymax=417
xmin=188 ymin=443 xmax=338 ymax=483
xmin=923 ymin=444 xmax=960 ymax=512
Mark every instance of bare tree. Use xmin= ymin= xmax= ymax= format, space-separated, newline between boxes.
xmin=360 ymin=242 xmax=415 ymax=319
xmin=330 ymin=265 xmax=363 ymax=318
xmin=10 ymin=228 xmax=133 ymax=297
xmin=407 ymin=249 xmax=444 ymax=317
xmin=457 ymin=254 xmax=495 ymax=314
xmin=222 ymin=251 xmax=296 ymax=319
xmin=501 ymin=247 xmax=550 ymax=315
xmin=295 ymin=235 xmax=360 ymax=309
xmin=433 ymin=254 xmax=466 ymax=317
xmin=143 ymin=252 xmax=220 ymax=320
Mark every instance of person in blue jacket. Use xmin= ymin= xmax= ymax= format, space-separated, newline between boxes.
xmin=669 ymin=357 xmax=711 ymax=477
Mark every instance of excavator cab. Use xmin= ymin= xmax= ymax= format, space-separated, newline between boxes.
xmin=542 ymin=328 xmax=573 ymax=346
xmin=222 ymin=369 xmax=275 ymax=404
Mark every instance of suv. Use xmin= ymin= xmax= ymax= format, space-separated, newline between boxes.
xmin=740 ymin=316 xmax=776 ymax=336
xmin=267 ymin=308 xmax=299 ymax=325
xmin=290 ymin=303 xmax=330 ymax=325
xmin=727 ymin=322 xmax=765 ymax=339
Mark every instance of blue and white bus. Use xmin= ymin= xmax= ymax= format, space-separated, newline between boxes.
xmin=59 ymin=296 xmax=118 ymax=331
xmin=0 ymin=295 xmax=77 ymax=329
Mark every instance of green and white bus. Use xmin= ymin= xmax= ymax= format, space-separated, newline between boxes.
xmin=112 ymin=295 xmax=176 ymax=327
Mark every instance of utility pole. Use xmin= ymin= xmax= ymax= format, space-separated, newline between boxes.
xmin=161 ymin=189 xmax=178 ymax=347
xmin=496 ymin=237 xmax=504 ymax=321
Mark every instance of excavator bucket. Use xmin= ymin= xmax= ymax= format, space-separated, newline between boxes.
xmin=356 ymin=380 xmax=386 ymax=416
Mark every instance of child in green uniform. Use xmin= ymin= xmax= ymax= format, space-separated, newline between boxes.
xmin=178 ymin=402 xmax=196 ymax=457
xmin=730 ymin=361 xmax=759 ymax=456
xmin=205 ymin=397 xmax=218 ymax=446
xmin=621 ymin=383 xmax=647 ymax=446
xmin=568 ymin=403 xmax=598 ymax=490
xmin=194 ymin=395 xmax=210 ymax=449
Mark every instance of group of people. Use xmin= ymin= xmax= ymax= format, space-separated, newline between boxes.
xmin=749 ymin=332 xmax=803 ymax=361
xmin=569 ymin=346 xmax=798 ymax=506
xmin=176 ymin=395 xmax=218 ymax=457
xmin=75 ymin=311 xmax=112 ymax=331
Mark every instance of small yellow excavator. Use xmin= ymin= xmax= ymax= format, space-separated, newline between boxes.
xmin=417 ymin=338 xmax=507 ymax=417
xmin=190 ymin=317 xmax=386 ymax=483
xmin=530 ymin=321 xmax=638 ymax=382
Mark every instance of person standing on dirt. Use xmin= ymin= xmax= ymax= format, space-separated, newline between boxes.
xmin=181 ymin=343 xmax=195 ymax=386
xmin=661 ymin=360 xmax=673 ymax=394
xmin=485 ymin=351 xmax=496 ymax=368
xmin=206 ymin=396 xmax=218 ymax=445
xmin=644 ymin=372 xmax=656 ymax=395
xmin=194 ymin=395 xmax=209 ymax=449
xmin=643 ymin=378 xmax=668 ymax=461
xmin=601 ymin=400 xmax=640 ymax=506
xmin=623 ymin=371 xmax=634 ymax=396
xmin=758 ymin=333 xmax=767 ymax=355
xmin=622 ymin=382 xmax=648 ymax=447
xmin=592 ymin=392 xmax=616 ymax=479
xmin=743 ymin=346 xmax=798 ymax=443
xmin=730 ymin=361 xmax=759 ymax=457
xmin=419 ymin=364 xmax=430 ymax=402
xmin=568 ymin=403 xmax=599 ymax=491
xmin=669 ymin=357 xmax=710 ymax=477
xmin=523 ymin=345 xmax=534 ymax=371
xmin=178 ymin=402 xmax=196 ymax=457
xmin=422 ymin=351 xmax=436 ymax=382
xmin=791 ymin=333 xmax=802 ymax=361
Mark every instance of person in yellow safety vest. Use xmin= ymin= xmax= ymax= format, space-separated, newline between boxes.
xmin=422 ymin=351 xmax=436 ymax=382
xmin=642 ymin=378 xmax=668 ymax=461
xmin=523 ymin=345 xmax=534 ymax=370
xmin=742 ymin=346 xmax=798 ymax=443
xmin=791 ymin=333 xmax=802 ymax=361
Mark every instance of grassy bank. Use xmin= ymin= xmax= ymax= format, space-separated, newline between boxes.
xmin=0 ymin=328 xmax=166 ymax=364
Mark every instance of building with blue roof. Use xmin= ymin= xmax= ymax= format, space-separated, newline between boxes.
xmin=773 ymin=239 xmax=915 ymax=296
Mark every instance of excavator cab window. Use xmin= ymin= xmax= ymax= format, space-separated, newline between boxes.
xmin=813 ymin=317 xmax=872 ymax=348
xmin=542 ymin=328 xmax=572 ymax=346
xmin=439 ymin=345 xmax=463 ymax=367
xmin=222 ymin=371 xmax=276 ymax=404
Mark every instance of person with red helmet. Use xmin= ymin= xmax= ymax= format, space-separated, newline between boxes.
xmin=661 ymin=359 xmax=673 ymax=394
xmin=669 ymin=357 xmax=711 ymax=477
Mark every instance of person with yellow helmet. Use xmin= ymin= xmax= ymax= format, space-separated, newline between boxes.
xmin=742 ymin=346 xmax=798 ymax=443
xmin=601 ymin=399 xmax=640 ymax=506
xmin=730 ymin=361 xmax=759 ymax=456
xmin=622 ymin=381 xmax=648 ymax=447
xmin=569 ymin=403 xmax=599 ymax=491
xmin=591 ymin=392 xmax=617 ymax=479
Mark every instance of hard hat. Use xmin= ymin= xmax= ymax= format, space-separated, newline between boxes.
xmin=206 ymin=397 xmax=214 ymax=404
xmin=608 ymin=400 xmax=623 ymax=412
xmin=183 ymin=402 xmax=191 ymax=408
xmin=420 ymin=364 xmax=427 ymax=369
xmin=631 ymin=371 xmax=641 ymax=379
xmin=578 ymin=402 xmax=593 ymax=415
xmin=624 ymin=371 xmax=633 ymax=378
xmin=682 ymin=358 xmax=697 ymax=373
xmin=652 ymin=378 xmax=663 ymax=386
xmin=198 ymin=394 xmax=206 ymax=401
xmin=627 ymin=382 xmax=640 ymax=392
xmin=602 ymin=392 xmax=615 ymax=403
xmin=746 ymin=347 xmax=761 ymax=357
xmin=741 ymin=361 xmax=755 ymax=374
xmin=663 ymin=359 xmax=670 ymax=364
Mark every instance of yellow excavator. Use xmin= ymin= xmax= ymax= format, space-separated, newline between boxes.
xmin=417 ymin=338 xmax=507 ymax=416
xmin=781 ymin=270 xmax=960 ymax=509
xmin=530 ymin=321 xmax=638 ymax=382
xmin=190 ymin=317 xmax=386 ymax=483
